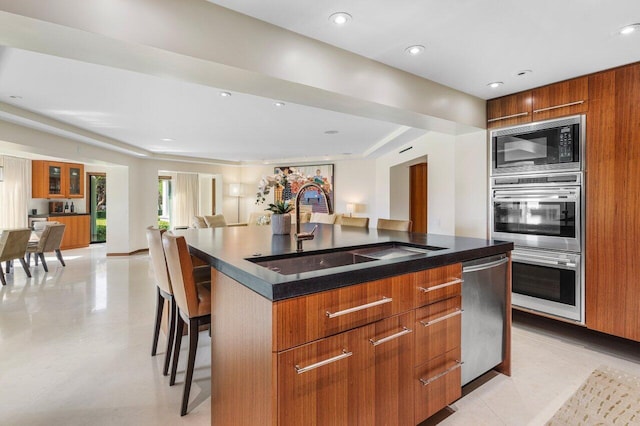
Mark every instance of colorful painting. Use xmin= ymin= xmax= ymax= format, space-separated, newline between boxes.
xmin=274 ymin=164 xmax=334 ymax=213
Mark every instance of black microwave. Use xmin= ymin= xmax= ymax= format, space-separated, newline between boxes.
xmin=491 ymin=115 xmax=584 ymax=175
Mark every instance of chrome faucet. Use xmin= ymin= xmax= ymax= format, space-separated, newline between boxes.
xmin=294 ymin=182 xmax=333 ymax=252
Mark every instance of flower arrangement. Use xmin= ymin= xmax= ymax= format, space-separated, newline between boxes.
xmin=255 ymin=167 xmax=311 ymax=205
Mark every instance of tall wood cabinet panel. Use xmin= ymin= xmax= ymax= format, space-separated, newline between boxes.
xmin=532 ymin=76 xmax=589 ymax=121
xmin=487 ymin=91 xmax=532 ymax=128
xmin=586 ymin=64 xmax=640 ymax=342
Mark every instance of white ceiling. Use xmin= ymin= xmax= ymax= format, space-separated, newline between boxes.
xmin=1 ymin=1 xmax=639 ymax=164
xmin=212 ymin=0 xmax=640 ymax=99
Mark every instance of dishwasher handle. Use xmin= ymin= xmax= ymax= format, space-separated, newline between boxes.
xmin=462 ymin=257 xmax=509 ymax=273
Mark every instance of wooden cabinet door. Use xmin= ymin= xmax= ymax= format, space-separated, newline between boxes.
xmin=414 ymin=348 xmax=462 ymax=423
xmin=413 ymin=263 xmax=462 ymax=307
xmin=415 ymin=296 xmax=461 ymax=365
xmin=67 ymin=164 xmax=84 ymax=198
xmin=50 ymin=215 xmax=90 ymax=250
xmin=277 ymin=324 xmax=375 ymax=426
xmin=532 ymin=76 xmax=588 ymax=120
xmin=586 ymin=64 xmax=640 ymax=342
xmin=409 ymin=163 xmax=428 ymax=233
xmin=487 ymin=91 xmax=532 ymax=129
xmin=32 ymin=160 xmax=66 ymax=198
xmin=368 ymin=312 xmax=415 ymax=426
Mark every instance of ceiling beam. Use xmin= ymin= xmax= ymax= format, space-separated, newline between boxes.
xmin=0 ymin=0 xmax=485 ymax=133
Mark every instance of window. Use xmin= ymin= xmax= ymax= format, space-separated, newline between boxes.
xmin=158 ymin=176 xmax=172 ymax=230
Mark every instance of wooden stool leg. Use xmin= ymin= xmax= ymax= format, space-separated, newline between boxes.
xmin=38 ymin=253 xmax=48 ymax=272
xmin=55 ymin=249 xmax=66 ymax=267
xmin=19 ymin=258 xmax=31 ymax=278
xmin=181 ymin=318 xmax=199 ymax=416
xmin=163 ymin=297 xmax=177 ymax=376
xmin=151 ymin=288 xmax=163 ymax=356
xmin=170 ymin=317 xmax=185 ymax=386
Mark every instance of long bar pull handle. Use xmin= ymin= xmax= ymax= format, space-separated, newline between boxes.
xmin=419 ymin=309 xmax=463 ymax=327
xmin=419 ymin=361 xmax=464 ymax=386
xmin=369 ymin=327 xmax=413 ymax=346
xmin=295 ymin=350 xmax=353 ymax=374
xmin=533 ymin=100 xmax=584 ymax=113
xmin=418 ymin=278 xmax=463 ymax=293
xmin=487 ymin=112 xmax=529 ymax=122
xmin=326 ymin=297 xmax=392 ymax=318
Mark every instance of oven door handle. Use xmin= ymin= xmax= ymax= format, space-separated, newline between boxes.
xmin=493 ymin=193 xmax=578 ymax=201
xmin=512 ymin=256 xmax=577 ymax=269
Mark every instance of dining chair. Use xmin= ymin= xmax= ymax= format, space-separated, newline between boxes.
xmin=162 ymin=233 xmax=212 ymax=416
xmin=376 ymin=218 xmax=413 ymax=232
xmin=340 ymin=216 xmax=370 ymax=228
xmin=0 ymin=228 xmax=33 ymax=285
xmin=203 ymin=214 xmax=227 ymax=228
xmin=146 ymin=226 xmax=210 ymax=378
xmin=26 ymin=223 xmax=66 ymax=271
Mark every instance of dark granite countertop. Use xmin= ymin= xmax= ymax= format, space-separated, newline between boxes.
xmin=176 ymin=224 xmax=513 ymax=302
xmin=29 ymin=213 xmax=90 ymax=217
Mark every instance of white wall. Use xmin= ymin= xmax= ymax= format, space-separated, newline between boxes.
xmin=454 ymin=130 xmax=488 ymax=238
xmin=377 ymin=132 xmax=456 ymax=235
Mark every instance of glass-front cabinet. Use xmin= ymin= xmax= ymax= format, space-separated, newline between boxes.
xmin=67 ymin=164 xmax=84 ymax=198
xmin=32 ymin=160 xmax=84 ymax=199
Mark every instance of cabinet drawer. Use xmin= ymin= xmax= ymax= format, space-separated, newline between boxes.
xmin=274 ymin=275 xmax=413 ymax=351
xmin=369 ymin=312 xmax=415 ymax=426
xmin=413 ymin=263 xmax=462 ymax=307
xmin=414 ymin=348 xmax=462 ymax=423
xmin=415 ymin=296 xmax=461 ymax=365
xmin=277 ymin=324 xmax=375 ymax=426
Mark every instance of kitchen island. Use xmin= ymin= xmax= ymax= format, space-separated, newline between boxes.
xmin=177 ymin=224 xmax=513 ymax=425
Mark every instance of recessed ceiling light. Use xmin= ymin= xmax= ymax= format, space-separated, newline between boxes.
xmin=329 ymin=12 xmax=352 ymax=26
xmin=619 ymin=23 xmax=640 ymax=35
xmin=9 ymin=95 xmax=22 ymax=99
xmin=219 ymin=91 xmax=232 ymax=97
xmin=405 ymin=45 xmax=425 ymax=56
xmin=487 ymin=81 xmax=504 ymax=88
xmin=324 ymin=130 xmax=339 ymax=135
xmin=516 ymin=70 xmax=532 ymax=76
xmin=274 ymin=101 xmax=285 ymax=107
xmin=161 ymin=138 xmax=174 ymax=142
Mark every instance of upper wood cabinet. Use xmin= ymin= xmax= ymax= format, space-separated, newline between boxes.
xmin=487 ymin=91 xmax=532 ymax=129
xmin=532 ymin=76 xmax=589 ymax=121
xmin=487 ymin=76 xmax=589 ymax=128
xmin=32 ymin=160 xmax=84 ymax=199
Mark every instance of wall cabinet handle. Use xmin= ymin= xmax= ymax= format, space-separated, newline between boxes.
xmin=295 ymin=349 xmax=353 ymax=374
xmin=419 ymin=308 xmax=463 ymax=327
xmin=487 ymin=111 xmax=529 ymax=122
xmin=369 ymin=326 xmax=413 ymax=346
xmin=419 ymin=360 xmax=463 ymax=386
xmin=533 ymin=100 xmax=584 ymax=113
xmin=326 ymin=296 xmax=392 ymax=318
xmin=418 ymin=278 xmax=463 ymax=293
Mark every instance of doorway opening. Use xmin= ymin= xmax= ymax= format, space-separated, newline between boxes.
xmin=158 ymin=176 xmax=172 ymax=230
xmin=88 ymin=173 xmax=107 ymax=243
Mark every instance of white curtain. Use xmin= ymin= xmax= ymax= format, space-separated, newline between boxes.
xmin=172 ymin=173 xmax=199 ymax=228
xmin=0 ymin=156 xmax=29 ymax=229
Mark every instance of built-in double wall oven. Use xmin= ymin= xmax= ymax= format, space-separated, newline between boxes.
xmin=490 ymin=115 xmax=585 ymax=323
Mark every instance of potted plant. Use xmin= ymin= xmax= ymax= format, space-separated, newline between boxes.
xmin=265 ymin=200 xmax=293 ymax=234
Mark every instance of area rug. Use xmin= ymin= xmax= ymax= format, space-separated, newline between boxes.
xmin=546 ymin=366 xmax=640 ymax=425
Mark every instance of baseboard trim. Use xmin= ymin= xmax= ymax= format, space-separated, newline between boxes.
xmin=106 ymin=248 xmax=149 ymax=257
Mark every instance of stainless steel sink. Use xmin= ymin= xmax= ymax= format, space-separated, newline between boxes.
xmin=248 ymin=243 xmax=445 ymax=275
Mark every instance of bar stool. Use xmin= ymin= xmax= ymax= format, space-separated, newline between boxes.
xmin=146 ymin=227 xmax=210 ymax=377
xmin=162 ymin=233 xmax=212 ymax=416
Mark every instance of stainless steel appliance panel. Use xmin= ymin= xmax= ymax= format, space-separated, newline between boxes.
xmin=511 ymin=248 xmax=583 ymax=323
xmin=491 ymin=115 xmax=584 ymax=176
xmin=492 ymin=186 xmax=581 ymax=252
xmin=461 ymin=255 xmax=508 ymax=386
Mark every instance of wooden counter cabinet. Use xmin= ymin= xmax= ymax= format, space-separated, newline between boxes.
xmin=49 ymin=215 xmax=90 ymax=249
xmin=32 ymin=160 xmax=84 ymax=199
xmin=211 ymin=261 xmax=481 ymax=425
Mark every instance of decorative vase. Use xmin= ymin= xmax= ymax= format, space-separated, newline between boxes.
xmin=271 ymin=213 xmax=291 ymax=235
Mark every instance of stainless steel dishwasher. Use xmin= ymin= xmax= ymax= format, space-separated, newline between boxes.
xmin=461 ymin=254 xmax=509 ymax=386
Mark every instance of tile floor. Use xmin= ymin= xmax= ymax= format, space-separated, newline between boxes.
xmin=1 ymin=245 xmax=638 ymax=426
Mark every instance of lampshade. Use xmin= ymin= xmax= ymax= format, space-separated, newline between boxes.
xmin=229 ymin=183 xmax=242 ymax=197
xmin=346 ymin=203 xmax=355 ymax=215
